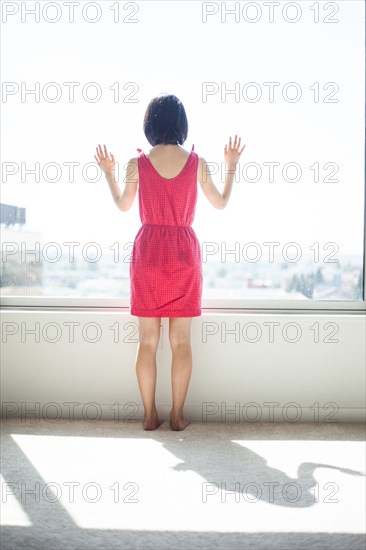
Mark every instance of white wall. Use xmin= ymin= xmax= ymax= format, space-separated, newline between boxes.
xmin=1 ymin=311 xmax=365 ymax=423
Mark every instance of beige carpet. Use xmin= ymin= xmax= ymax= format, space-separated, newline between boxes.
xmin=1 ymin=419 xmax=365 ymax=549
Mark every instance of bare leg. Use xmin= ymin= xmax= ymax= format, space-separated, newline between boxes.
xmin=169 ymin=317 xmax=193 ymax=431
xmin=135 ymin=317 xmax=163 ymax=430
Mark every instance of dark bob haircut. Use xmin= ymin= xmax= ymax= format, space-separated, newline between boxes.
xmin=143 ymin=94 xmax=188 ymax=146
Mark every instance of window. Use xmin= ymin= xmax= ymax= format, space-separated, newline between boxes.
xmin=1 ymin=0 xmax=364 ymax=309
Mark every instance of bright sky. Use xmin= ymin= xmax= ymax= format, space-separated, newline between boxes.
xmin=1 ymin=0 xmax=365 ymax=256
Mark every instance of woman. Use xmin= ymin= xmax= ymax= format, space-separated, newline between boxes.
xmin=95 ymin=93 xmax=245 ymax=431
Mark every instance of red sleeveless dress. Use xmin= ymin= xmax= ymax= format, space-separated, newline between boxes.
xmin=129 ymin=145 xmax=203 ymax=318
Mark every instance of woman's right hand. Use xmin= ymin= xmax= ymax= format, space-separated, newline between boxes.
xmin=224 ymin=135 xmax=246 ymax=166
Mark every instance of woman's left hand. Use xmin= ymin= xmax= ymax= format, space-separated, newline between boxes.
xmin=94 ymin=144 xmax=115 ymax=174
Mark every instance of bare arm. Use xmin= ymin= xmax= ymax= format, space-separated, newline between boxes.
xmin=197 ymin=135 xmax=245 ymax=209
xmin=115 ymin=158 xmax=138 ymax=212
xmin=94 ymin=144 xmax=138 ymax=212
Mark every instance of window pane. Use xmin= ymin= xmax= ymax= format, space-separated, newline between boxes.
xmin=1 ymin=0 xmax=364 ymax=301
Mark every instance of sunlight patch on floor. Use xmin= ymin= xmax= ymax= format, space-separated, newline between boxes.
xmin=8 ymin=434 xmax=366 ymax=534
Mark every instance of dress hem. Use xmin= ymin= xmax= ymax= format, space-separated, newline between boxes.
xmin=130 ymin=309 xmax=201 ymax=318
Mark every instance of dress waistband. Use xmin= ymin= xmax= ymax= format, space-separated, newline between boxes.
xmin=142 ymin=223 xmax=191 ymax=227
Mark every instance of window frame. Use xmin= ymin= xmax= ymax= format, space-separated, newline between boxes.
xmin=1 ymin=208 xmax=365 ymax=311
xmin=1 ymin=191 xmax=365 ymax=312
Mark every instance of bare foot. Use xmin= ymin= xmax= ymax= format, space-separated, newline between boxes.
xmin=143 ymin=411 xmax=163 ymax=431
xmin=170 ymin=415 xmax=191 ymax=431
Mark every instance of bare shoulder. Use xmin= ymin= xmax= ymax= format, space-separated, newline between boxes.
xmin=197 ymin=156 xmax=211 ymax=167
xmin=197 ymin=156 xmax=212 ymax=182
xmin=125 ymin=157 xmax=139 ymax=180
xmin=197 ymin=155 xmax=205 ymax=171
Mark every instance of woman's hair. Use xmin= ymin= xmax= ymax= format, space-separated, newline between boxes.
xmin=143 ymin=94 xmax=188 ymax=146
